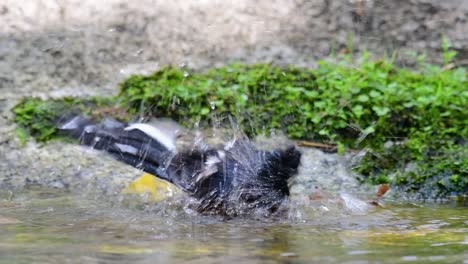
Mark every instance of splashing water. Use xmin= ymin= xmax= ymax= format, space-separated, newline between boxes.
xmin=2 ymin=117 xmax=467 ymax=262
xmin=0 ymin=186 xmax=466 ymax=264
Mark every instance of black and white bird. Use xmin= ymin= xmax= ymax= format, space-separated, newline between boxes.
xmin=58 ymin=116 xmax=301 ymax=216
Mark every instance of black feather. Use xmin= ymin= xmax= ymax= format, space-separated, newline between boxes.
xmin=58 ymin=116 xmax=301 ymax=216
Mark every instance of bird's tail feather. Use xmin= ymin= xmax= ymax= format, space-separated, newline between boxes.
xmin=57 ymin=115 xmax=175 ymax=182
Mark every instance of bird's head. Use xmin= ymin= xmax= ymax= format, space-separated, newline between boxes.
xmin=223 ymin=142 xmax=302 ymax=215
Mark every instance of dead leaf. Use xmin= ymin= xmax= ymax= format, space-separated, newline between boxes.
xmin=376 ymin=184 xmax=390 ymax=198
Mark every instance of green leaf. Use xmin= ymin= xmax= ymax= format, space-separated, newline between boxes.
xmin=200 ymin=107 xmax=210 ymax=115
xmin=357 ymin=94 xmax=369 ymax=102
xmin=372 ymin=106 xmax=390 ymax=116
xmin=363 ymin=126 xmax=375 ymax=135
xmin=337 ymin=142 xmax=345 ymax=155
xmin=369 ymin=90 xmax=381 ymax=98
xmin=352 ymin=105 xmax=364 ymax=118
xmin=318 ymin=129 xmax=329 ymax=136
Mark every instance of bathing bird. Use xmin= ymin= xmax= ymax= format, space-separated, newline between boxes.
xmin=58 ymin=116 xmax=301 ymax=216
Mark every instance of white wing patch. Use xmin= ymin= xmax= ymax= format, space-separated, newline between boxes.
xmin=205 ymin=155 xmax=221 ymax=167
xmin=124 ymin=123 xmax=176 ymax=151
xmin=217 ymin=150 xmax=226 ymax=159
xmin=196 ymin=153 xmax=225 ymax=183
xmin=115 ymin=143 xmax=139 ymax=155
xmin=196 ymin=166 xmax=218 ymax=183
xmin=224 ymin=139 xmax=236 ymax=150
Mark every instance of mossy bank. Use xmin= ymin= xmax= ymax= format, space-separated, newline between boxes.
xmin=13 ymin=53 xmax=468 ymax=199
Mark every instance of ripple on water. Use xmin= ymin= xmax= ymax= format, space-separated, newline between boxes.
xmin=0 ymin=186 xmax=467 ymax=264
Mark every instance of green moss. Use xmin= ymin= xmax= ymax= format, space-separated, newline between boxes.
xmin=118 ymin=58 xmax=468 ymax=197
xmin=119 ymin=59 xmax=467 ymax=145
xmin=410 ymin=148 xmax=467 ymax=198
xmin=12 ymin=53 xmax=468 ymax=197
xmin=12 ymin=97 xmax=116 ymax=143
xmin=118 ymin=64 xmax=319 ymax=136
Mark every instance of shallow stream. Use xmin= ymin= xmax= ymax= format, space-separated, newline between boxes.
xmin=0 ymin=187 xmax=466 ymax=264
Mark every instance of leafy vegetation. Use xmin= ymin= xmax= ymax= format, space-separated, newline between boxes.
xmin=12 ymin=51 xmax=467 ymax=198
xmin=13 ymin=97 xmax=116 ymax=143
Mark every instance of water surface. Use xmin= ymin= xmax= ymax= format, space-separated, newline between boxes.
xmin=0 ymin=188 xmax=466 ymax=264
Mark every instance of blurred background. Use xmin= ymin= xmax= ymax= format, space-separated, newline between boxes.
xmin=1 ymin=0 xmax=467 ymax=98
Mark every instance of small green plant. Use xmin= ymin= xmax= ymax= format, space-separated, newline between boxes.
xmin=441 ymin=36 xmax=457 ymax=65
xmin=13 ymin=97 xmax=116 ymax=142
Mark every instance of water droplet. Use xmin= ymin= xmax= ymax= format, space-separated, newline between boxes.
xmin=280 ymin=252 xmax=298 ymax=257
xmin=401 ymin=256 xmax=418 ymax=261
xmin=210 ymin=101 xmax=216 ymax=110
xmin=134 ymin=49 xmax=143 ymax=56
xmin=319 ymin=205 xmax=329 ymax=212
xmin=183 ymin=71 xmax=189 ymax=78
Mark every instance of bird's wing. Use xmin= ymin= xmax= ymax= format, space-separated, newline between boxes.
xmin=58 ymin=116 xmax=175 ymax=182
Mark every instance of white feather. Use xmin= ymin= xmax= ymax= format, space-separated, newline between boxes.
xmin=115 ymin=143 xmax=139 ymax=155
xmin=224 ymin=139 xmax=236 ymax=150
xmin=205 ymin=155 xmax=221 ymax=166
xmin=217 ymin=150 xmax=226 ymax=159
xmin=124 ymin=123 xmax=176 ymax=151
xmin=196 ymin=154 xmax=224 ymax=183
xmin=196 ymin=166 xmax=218 ymax=183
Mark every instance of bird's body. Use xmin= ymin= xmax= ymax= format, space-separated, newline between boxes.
xmin=58 ymin=116 xmax=301 ymax=216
